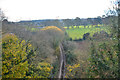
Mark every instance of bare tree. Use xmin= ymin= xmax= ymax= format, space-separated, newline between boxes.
xmin=0 ymin=8 xmax=6 ymax=21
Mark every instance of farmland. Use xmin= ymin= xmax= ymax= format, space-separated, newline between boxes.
xmin=64 ymin=25 xmax=110 ymax=40
xmin=24 ymin=24 xmax=111 ymax=40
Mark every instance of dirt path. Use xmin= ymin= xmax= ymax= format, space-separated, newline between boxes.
xmin=58 ymin=43 xmax=66 ymax=78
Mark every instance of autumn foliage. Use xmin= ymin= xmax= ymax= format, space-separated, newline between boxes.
xmin=41 ymin=26 xmax=63 ymax=32
xmin=2 ymin=34 xmax=31 ymax=78
xmin=2 ymin=34 xmax=52 ymax=78
xmin=65 ymin=64 xmax=80 ymax=78
xmin=87 ymin=42 xmax=118 ymax=78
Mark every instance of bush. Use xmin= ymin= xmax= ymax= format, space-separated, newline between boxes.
xmin=2 ymin=34 xmax=33 ymax=78
xmin=83 ymin=33 xmax=90 ymax=40
xmin=27 ymin=62 xmax=53 ymax=78
xmin=62 ymin=41 xmax=77 ymax=65
xmin=65 ymin=64 xmax=80 ymax=78
xmin=92 ymin=31 xmax=109 ymax=40
xmin=66 ymin=52 xmax=77 ymax=65
xmin=87 ymin=42 xmax=118 ymax=78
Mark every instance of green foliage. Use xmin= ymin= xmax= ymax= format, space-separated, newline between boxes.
xmin=63 ymin=41 xmax=77 ymax=65
xmin=51 ymin=59 xmax=59 ymax=78
xmin=2 ymin=34 xmax=53 ymax=78
xmin=27 ymin=62 xmax=52 ymax=78
xmin=65 ymin=25 xmax=110 ymax=40
xmin=65 ymin=64 xmax=80 ymax=78
xmin=87 ymin=42 xmax=118 ymax=78
xmin=66 ymin=52 xmax=77 ymax=65
xmin=2 ymin=34 xmax=33 ymax=78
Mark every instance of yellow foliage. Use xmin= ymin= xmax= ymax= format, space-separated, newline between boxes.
xmin=65 ymin=64 xmax=80 ymax=78
xmin=41 ymin=26 xmax=63 ymax=32
xmin=29 ymin=62 xmax=52 ymax=78
xmin=2 ymin=34 xmax=33 ymax=78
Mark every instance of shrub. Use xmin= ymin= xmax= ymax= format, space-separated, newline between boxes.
xmin=87 ymin=42 xmax=118 ymax=78
xmin=65 ymin=64 xmax=80 ymax=78
xmin=62 ymin=41 xmax=77 ymax=65
xmin=27 ymin=62 xmax=53 ymax=78
xmin=2 ymin=34 xmax=33 ymax=78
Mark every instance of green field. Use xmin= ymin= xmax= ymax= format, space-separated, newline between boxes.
xmin=25 ymin=25 xmax=110 ymax=40
xmin=65 ymin=25 xmax=110 ymax=40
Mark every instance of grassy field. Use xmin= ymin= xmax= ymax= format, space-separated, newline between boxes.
xmin=25 ymin=25 xmax=110 ymax=40
xmin=65 ymin=25 xmax=110 ymax=40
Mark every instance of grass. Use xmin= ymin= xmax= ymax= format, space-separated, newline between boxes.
xmin=65 ymin=25 xmax=110 ymax=40
xmin=25 ymin=25 xmax=110 ymax=40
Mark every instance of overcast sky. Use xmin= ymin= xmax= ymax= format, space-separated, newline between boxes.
xmin=0 ymin=0 xmax=112 ymax=22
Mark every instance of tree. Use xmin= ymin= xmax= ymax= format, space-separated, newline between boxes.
xmin=83 ymin=33 xmax=90 ymax=40
xmin=88 ymin=42 xmax=118 ymax=78
xmin=117 ymin=0 xmax=120 ymax=78
xmin=27 ymin=62 xmax=53 ymax=78
xmin=2 ymin=34 xmax=33 ymax=78
xmin=87 ymin=1 xmax=119 ymax=78
xmin=0 ymin=8 xmax=6 ymax=21
xmin=62 ymin=19 xmax=74 ymax=27
xmin=74 ymin=17 xmax=81 ymax=26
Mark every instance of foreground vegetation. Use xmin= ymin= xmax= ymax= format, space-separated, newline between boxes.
xmin=2 ymin=34 xmax=53 ymax=78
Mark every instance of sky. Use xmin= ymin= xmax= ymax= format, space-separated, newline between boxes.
xmin=0 ymin=0 xmax=112 ymax=22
